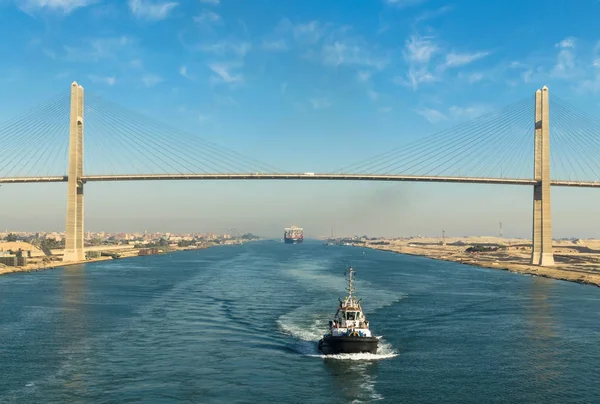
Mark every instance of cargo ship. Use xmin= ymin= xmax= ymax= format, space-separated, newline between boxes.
xmin=284 ymin=226 xmax=304 ymax=244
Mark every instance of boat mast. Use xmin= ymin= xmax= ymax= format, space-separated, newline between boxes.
xmin=345 ymin=265 xmax=355 ymax=299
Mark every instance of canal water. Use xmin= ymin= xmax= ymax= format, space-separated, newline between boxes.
xmin=1 ymin=241 xmax=599 ymax=403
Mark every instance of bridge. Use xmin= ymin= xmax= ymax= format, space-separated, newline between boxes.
xmin=1 ymin=82 xmax=600 ymax=266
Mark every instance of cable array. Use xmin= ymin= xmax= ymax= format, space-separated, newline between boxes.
xmin=551 ymin=96 xmax=600 ymax=182
xmin=84 ymin=93 xmax=285 ymax=175
xmin=0 ymin=91 xmax=70 ymax=178
xmin=337 ymin=97 xmax=535 ymax=179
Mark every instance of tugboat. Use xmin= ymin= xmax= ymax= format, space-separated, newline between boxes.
xmin=318 ymin=265 xmax=378 ymax=355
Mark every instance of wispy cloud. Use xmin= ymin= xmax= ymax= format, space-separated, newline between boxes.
xmin=416 ymin=104 xmax=490 ymax=123
xmin=208 ymin=63 xmax=244 ymax=86
xmin=128 ymin=0 xmax=178 ymax=21
xmin=415 ymin=107 xmax=446 ymax=123
xmin=142 ymin=74 xmax=162 ymax=87
xmin=88 ymin=74 xmax=116 ymax=86
xmin=448 ymin=105 xmax=491 ymax=119
xmin=275 ymin=19 xmax=388 ymax=72
xmin=403 ymin=34 xmax=437 ymax=64
xmin=356 ymin=71 xmax=372 ymax=82
xmin=413 ymin=5 xmax=452 ymax=25
xmin=551 ymin=36 xmax=577 ymax=78
xmin=383 ymin=0 xmax=428 ymax=7
xmin=64 ymin=36 xmax=134 ymax=62
xmin=444 ymin=51 xmax=490 ymax=68
xmin=262 ymin=39 xmax=288 ymax=51
xmin=197 ymin=40 xmax=252 ymax=57
xmin=179 ymin=65 xmax=195 ymax=80
xmin=199 ymin=0 xmax=219 ymax=4
xmin=276 ymin=19 xmax=326 ymax=44
xmin=397 ymin=33 xmax=489 ymax=90
xmin=309 ymin=97 xmax=332 ymax=109
xmin=321 ymin=40 xmax=388 ymax=70
xmin=18 ymin=0 xmax=97 ymax=14
xmin=193 ymin=10 xmax=221 ymax=24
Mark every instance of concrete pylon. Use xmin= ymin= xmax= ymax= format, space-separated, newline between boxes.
xmin=63 ymin=82 xmax=85 ymax=262
xmin=531 ymin=86 xmax=554 ymax=266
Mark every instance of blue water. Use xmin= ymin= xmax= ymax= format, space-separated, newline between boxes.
xmin=1 ymin=241 xmax=600 ymax=403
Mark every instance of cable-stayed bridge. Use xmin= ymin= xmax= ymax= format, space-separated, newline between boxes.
xmin=1 ymin=82 xmax=600 ymax=266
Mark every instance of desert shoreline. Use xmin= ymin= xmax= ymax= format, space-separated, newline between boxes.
xmin=349 ymin=236 xmax=600 ymax=288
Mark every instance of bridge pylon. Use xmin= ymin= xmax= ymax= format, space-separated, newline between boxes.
xmin=63 ymin=82 xmax=85 ymax=262
xmin=531 ymin=86 xmax=554 ymax=266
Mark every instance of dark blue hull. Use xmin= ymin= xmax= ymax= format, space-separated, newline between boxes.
xmin=318 ymin=336 xmax=378 ymax=355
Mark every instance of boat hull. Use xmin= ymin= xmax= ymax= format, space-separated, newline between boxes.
xmin=318 ymin=335 xmax=378 ymax=355
xmin=284 ymin=237 xmax=303 ymax=244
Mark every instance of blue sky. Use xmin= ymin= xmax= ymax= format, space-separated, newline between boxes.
xmin=1 ymin=0 xmax=600 ymax=238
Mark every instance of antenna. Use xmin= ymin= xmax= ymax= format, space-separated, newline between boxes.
xmin=345 ymin=264 xmax=356 ymax=298
xmin=499 ymin=221 xmax=503 ymax=238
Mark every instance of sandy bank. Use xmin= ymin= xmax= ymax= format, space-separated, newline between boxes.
xmin=358 ymin=236 xmax=600 ymax=288
xmin=0 ymin=244 xmax=219 ymax=277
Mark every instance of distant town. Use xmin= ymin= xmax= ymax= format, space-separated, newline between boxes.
xmin=0 ymin=230 xmax=262 ymax=271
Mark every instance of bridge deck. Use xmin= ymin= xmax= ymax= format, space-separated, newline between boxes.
xmin=0 ymin=174 xmax=599 ymax=187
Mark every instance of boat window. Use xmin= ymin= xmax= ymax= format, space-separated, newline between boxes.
xmin=347 ymin=312 xmax=356 ymax=320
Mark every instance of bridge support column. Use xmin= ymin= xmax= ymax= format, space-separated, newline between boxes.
xmin=63 ymin=82 xmax=85 ymax=262
xmin=531 ymin=86 xmax=554 ymax=266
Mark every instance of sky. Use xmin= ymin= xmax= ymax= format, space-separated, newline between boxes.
xmin=1 ymin=0 xmax=600 ymax=238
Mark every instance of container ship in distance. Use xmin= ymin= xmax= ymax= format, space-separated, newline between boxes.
xmin=284 ymin=226 xmax=304 ymax=244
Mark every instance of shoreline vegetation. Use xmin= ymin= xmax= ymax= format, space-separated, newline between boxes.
xmin=327 ymin=236 xmax=600 ymax=288
xmin=0 ymin=240 xmax=260 ymax=277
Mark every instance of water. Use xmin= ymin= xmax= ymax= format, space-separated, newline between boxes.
xmin=1 ymin=241 xmax=600 ymax=403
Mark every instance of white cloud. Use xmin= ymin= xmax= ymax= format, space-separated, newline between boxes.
xmin=357 ymin=71 xmax=372 ymax=82
xmin=416 ymin=108 xmax=446 ymax=123
xmin=88 ymin=74 xmax=116 ymax=86
xmin=128 ymin=0 xmax=178 ymax=21
xmin=321 ymin=40 xmax=388 ymax=70
xmin=193 ymin=10 xmax=221 ymax=24
xmin=414 ymin=5 xmax=452 ymax=25
xmin=556 ymin=37 xmax=576 ymax=49
xmin=416 ymin=104 xmax=490 ymax=123
xmin=208 ymin=63 xmax=243 ymax=85
xmin=395 ymin=67 xmax=438 ymax=90
xmin=197 ymin=41 xmax=252 ymax=57
xmin=199 ymin=0 xmax=219 ymax=4
xmin=448 ymin=105 xmax=490 ymax=119
xmin=179 ymin=65 xmax=195 ymax=80
xmin=129 ymin=59 xmax=143 ymax=68
xmin=276 ymin=19 xmax=326 ymax=44
xmin=309 ymin=97 xmax=331 ymax=109
xmin=398 ymin=33 xmax=489 ymax=90
xmin=551 ymin=38 xmax=577 ymax=78
xmin=367 ymin=90 xmax=380 ymax=101
xmin=444 ymin=51 xmax=490 ymax=68
xmin=384 ymin=0 xmax=427 ymax=7
xmin=262 ymin=39 xmax=288 ymax=51
xmin=142 ymin=74 xmax=162 ymax=87
xmin=466 ymin=72 xmax=484 ymax=83
xmin=64 ymin=36 xmax=133 ymax=62
xmin=18 ymin=0 xmax=97 ymax=14
xmin=403 ymin=34 xmax=437 ymax=64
